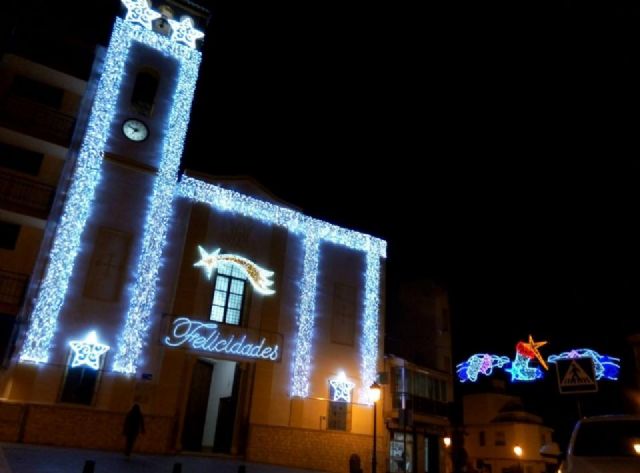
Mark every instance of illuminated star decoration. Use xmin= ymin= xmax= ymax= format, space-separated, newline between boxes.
xmin=168 ymin=16 xmax=205 ymax=49
xmin=456 ymin=354 xmax=511 ymax=383
xmin=121 ymin=0 xmax=162 ymax=30
xmin=548 ymin=348 xmax=621 ymax=381
xmin=329 ymin=371 xmax=356 ymax=403
xmin=194 ymin=246 xmax=276 ymax=295
xmin=69 ymin=331 xmax=110 ymax=370
xmin=193 ymin=246 xmax=221 ymax=279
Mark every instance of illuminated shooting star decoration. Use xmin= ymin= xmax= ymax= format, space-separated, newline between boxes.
xmin=194 ymin=246 xmax=276 ymax=295
xmin=69 ymin=331 xmax=110 ymax=370
xmin=548 ymin=348 xmax=620 ymax=381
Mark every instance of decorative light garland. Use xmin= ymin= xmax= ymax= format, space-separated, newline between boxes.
xmin=290 ymin=234 xmax=319 ymax=397
xmin=69 ymin=331 xmax=110 ymax=370
xmin=548 ymin=348 xmax=621 ymax=381
xmin=456 ymin=354 xmax=510 ymax=383
xmin=506 ymin=352 xmax=544 ymax=382
xmin=19 ymin=19 xmax=131 ymax=363
xmin=19 ymin=15 xmax=201 ymax=368
xmin=112 ymin=21 xmax=201 ymax=374
xmin=178 ymin=176 xmax=386 ymax=401
xmin=457 ymin=337 xmax=621 ymax=384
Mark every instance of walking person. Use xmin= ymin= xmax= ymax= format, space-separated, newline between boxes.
xmin=123 ymin=403 xmax=145 ymax=457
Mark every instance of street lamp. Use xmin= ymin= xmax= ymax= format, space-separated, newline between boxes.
xmin=514 ymin=445 xmax=523 ymax=473
xmin=369 ymin=382 xmax=381 ymax=473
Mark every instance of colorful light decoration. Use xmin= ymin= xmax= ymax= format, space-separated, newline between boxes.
xmin=456 ymin=336 xmax=621 ymax=384
xmin=456 ymin=354 xmax=511 ymax=383
xmin=194 ymin=246 xmax=276 ymax=295
xmin=548 ymin=349 xmax=621 ymax=381
xmin=329 ymin=371 xmax=355 ymax=403
xmin=69 ymin=331 xmax=110 ymax=370
xmin=178 ymin=176 xmax=386 ymax=401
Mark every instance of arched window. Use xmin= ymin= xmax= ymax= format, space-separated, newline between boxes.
xmin=130 ymin=68 xmax=159 ymax=116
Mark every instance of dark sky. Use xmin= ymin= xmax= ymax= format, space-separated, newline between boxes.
xmin=11 ymin=0 xmax=640 ymax=377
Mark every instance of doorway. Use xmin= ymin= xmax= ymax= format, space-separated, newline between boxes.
xmin=181 ymin=358 xmax=242 ymax=453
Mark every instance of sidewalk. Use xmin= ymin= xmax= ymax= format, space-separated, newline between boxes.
xmin=0 ymin=443 xmax=325 ymax=473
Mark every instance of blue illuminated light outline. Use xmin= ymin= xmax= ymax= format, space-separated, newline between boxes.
xmin=112 ymin=22 xmax=202 ymax=374
xmin=19 ymin=18 xmax=202 ymax=368
xmin=177 ymin=176 xmax=386 ymax=400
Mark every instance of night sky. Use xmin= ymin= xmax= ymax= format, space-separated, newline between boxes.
xmin=10 ymin=0 xmax=640 ymax=442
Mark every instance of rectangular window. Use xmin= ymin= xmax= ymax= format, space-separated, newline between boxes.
xmin=210 ymin=262 xmax=246 ymax=325
xmin=328 ymin=380 xmax=351 ymax=431
xmin=479 ymin=430 xmax=486 ymax=447
xmin=327 ymin=401 xmax=349 ymax=431
xmin=331 ymin=283 xmax=356 ymax=345
xmin=0 ymin=142 xmax=43 ymax=176
xmin=495 ymin=431 xmax=506 ymax=446
xmin=0 ymin=222 xmax=20 ymax=250
xmin=59 ymin=352 xmax=104 ymax=405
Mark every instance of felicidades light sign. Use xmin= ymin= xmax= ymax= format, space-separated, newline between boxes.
xmin=164 ymin=317 xmax=281 ymax=362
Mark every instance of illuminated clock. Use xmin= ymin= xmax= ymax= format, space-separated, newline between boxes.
xmin=122 ymin=118 xmax=149 ymax=142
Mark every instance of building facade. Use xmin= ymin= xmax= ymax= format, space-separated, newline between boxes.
xmin=463 ymin=393 xmax=556 ymax=473
xmin=383 ymin=281 xmax=454 ymax=473
xmin=0 ymin=3 xmax=387 ymax=472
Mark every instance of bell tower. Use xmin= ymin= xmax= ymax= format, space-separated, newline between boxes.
xmin=18 ymin=0 xmax=209 ymax=378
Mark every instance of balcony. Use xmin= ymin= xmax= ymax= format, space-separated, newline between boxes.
xmin=0 ymin=270 xmax=29 ymax=315
xmin=0 ymin=171 xmax=55 ymax=220
xmin=0 ymin=95 xmax=76 ymax=147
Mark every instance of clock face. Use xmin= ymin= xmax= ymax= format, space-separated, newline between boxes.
xmin=122 ymin=119 xmax=149 ymax=142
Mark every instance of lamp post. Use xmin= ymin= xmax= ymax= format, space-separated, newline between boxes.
xmin=369 ymin=382 xmax=381 ymax=473
xmin=513 ymin=445 xmax=523 ymax=473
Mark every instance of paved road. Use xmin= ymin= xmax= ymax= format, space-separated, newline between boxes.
xmin=0 ymin=443 xmax=324 ymax=473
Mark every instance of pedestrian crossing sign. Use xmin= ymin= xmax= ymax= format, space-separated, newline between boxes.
xmin=555 ymin=357 xmax=598 ymax=394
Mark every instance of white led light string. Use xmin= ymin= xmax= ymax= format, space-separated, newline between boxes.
xmin=112 ymin=23 xmax=201 ymax=374
xmin=19 ymin=20 xmax=131 ymax=363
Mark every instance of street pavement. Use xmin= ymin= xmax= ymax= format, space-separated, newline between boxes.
xmin=0 ymin=443 xmax=324 ymax=473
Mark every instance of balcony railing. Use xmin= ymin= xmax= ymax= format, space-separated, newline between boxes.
xmin=0 ymin=270 xmax=29 ymax=314
xmin=0 ymin=171 xmax=55 ymax=219
xmin=0 ymin=95 xmax=76 ymax=147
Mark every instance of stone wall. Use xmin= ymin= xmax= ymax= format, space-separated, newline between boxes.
xmin=0 ymin=402 xmax=175 ymax=453
xmin=247 ymin=423 xmax=382 ymax=473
